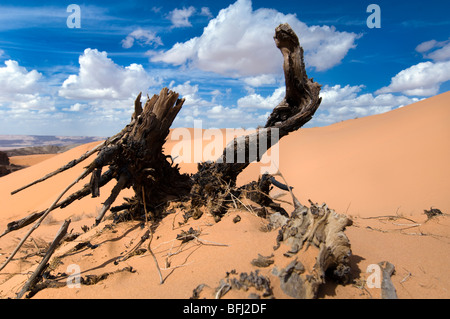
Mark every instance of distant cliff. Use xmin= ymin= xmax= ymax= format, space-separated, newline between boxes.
xmin=0 ymin=150 xmax=9 ymax=165
xmin=0 ymin=135 xmax=104 ymax=151
xmin=0 ymin=151 xmax=24 ymax=177
xmin=0 ymin=135 xmax=104 ymax=177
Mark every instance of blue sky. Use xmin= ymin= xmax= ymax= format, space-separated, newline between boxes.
xmin=0 ymin=0 xmax=449 ymax=136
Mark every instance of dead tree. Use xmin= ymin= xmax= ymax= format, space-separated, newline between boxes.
xmin=189 ymin=23 xmax=321 ymax=219
xmin=1 ymin=23 xmax=355 ymax=299
xmin=1 ymin=23 xmax=323 ymax=271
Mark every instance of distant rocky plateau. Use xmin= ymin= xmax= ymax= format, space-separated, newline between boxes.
xmin=0 ymin=135 xmax=104 ymax=177
xmin=0 ymin=150 xmax=24 ymax=177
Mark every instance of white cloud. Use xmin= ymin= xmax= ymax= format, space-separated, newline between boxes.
xmin=171 ymin=81 xmax=419 ymax=129
xmin=210 ymin=89 xmax=224 ymax=103
xmin=169 ymin=80 xmax=212 ymax=107
xmin=315 ymin=84 xmax=420 ymax=124
xmin=169 ymin=80 xmax=198 ymax=97
xmin=237 ymin=87 xmax=285 ymax=109
xmin=165 ymin=80 xmax=270 ymax=129
xmin=416 ymin=38 xmax=450 ymax=61
xmin=173 ymin=103 xmax=268 ymax=129
xmin=149 ymin=38 xmax=198 ymax=66
xmin=152 ymin=0 xmax=358 ymax=77
xmin=0 ymin=59 xmax=54 ymax=110
xmin=416 ymin=40 xmax=439 ymax=53
xmin=168 ymin=6 xmax=196 ymax=28
xmin=7 ymin=94 xmax=55 ymax=111
xmin=425 ymin=42 xmax=450 ymax=62
xmin=0 ymin=60 xmax=41 ymax=93
xmin=63 ymin=103 xmax=88 ymax=112
xmin=59 ymin=48 xmax=160 ymax=102
xmin=243 ymin=74 xmax=277 ymax=87
xmin=151 ymin=7 xmax=162 ymax=14
xmin=121 ymin=28 xmax=162 ymax=49
xmin=376 ymin=61 xmax=450 ymax=96
xmin=200 ymin=7 xmax=213 ymax=18
xmin=378 ymin=38 xmax=450 ymax=97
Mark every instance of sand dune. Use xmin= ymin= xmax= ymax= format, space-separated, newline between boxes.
xmin=9 ymin=154 xmax=58 ymax=167
xmin=0 ymin=92 xmax=449 ymax=299
xmin=240 ymin=91 xmax=450 ymax=218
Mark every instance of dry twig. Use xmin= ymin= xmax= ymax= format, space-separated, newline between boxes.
xmin=1 ymin=169 xmax=90 ymax=272
xmin=16 ymin=219 xmax=71 ymax=299
xmin=142 ymin=186 xmax=164 ymax=284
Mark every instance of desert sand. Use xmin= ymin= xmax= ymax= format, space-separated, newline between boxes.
xmin=9 ymin=154 xmax=58 ymax=167
xmin=0 ymin=91 xmax=449 ymax=299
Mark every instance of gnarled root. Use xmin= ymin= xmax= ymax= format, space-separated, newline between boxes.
xmin=274 ymin=198 xmax=353 ymax=298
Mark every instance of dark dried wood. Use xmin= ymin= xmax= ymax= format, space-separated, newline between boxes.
xmin=10 ymin=142 xmax=105 ymax=195
xmin=189 ymin=23 xmax=321 ymax=219
xmin=16 ymin=219 xmax=71 ymax=299
xmin=212 ymin=23 xmax=321 ymax=182
xmin=379 ymin=261 xmax=398 ymax=299
xmin=95 ymin=173 xmax=130 ymax=225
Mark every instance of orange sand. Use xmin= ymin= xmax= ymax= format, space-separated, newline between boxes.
xmin=0 ymin=92 xmax=449 ymax=299
xmin=9 ymin=154 xmax=58 ymax=167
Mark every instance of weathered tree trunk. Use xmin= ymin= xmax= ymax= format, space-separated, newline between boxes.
xmin=188 ymin=23 xmax=321 ymax=219
xmin=92 ymin=87 xmax=193 ymax=223
xmin=205 ymin=24 xmax=321 ymax=183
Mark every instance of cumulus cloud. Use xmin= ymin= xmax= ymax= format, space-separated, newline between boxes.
xmin=378 ymin=38 xmax=450 ymax=97
xmin=416 ymin=38 xmax=450 ymax=61
xmin=315 ymin=84 xmax=420 ymax=124
xmin=167 ymin=80 xmax=267 ymax=128
xmin=174 ymin=81 xmax=420 ymax=129
xmin=0 ymin=60 xmax=41 ymax=93
xmin=200 ymin=7 xmax=213 ymax=18
xmin=0 ymin=59 xmax=54 ymax=110
xmin=152 ymin=0 xmax=358 ymax=77
xmin=59 ymin=48 xmax=160 ymax=102
xmin=242 ymin=74 xmax=277 ymax=87
xmin=235 ymin=83 xmax=419 ymax=127
xmin=173 ymin=103 xmax=268 ymax=129
xmin=121 ymin=28 xmax=162 ymax=49
xmin=376 ymin=61 xmax=450 ymax=96
xmin=427 ymin=44 xmax=450 ymax=61
xmin=169 ymin=80 xmax=213 ymax=107
xmin=237 ymin=87 xmax=285 ymax=109
xmin=168 ymin=6 xmax=196 ymax=28
xmin=165 ymin=80 xmax=270 ymax=129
